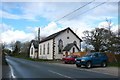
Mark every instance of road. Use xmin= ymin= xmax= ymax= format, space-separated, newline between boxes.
xmin=6 ymin=56 xmax=118 ymax=79
xmin=0 ymin=56 xmax=2 ymax=79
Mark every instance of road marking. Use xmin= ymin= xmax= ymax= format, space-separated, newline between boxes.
xmin=48 ymin=70 xmax=72 ymax=78
xmin=6 ymin=58 xmax=16 ymax=78
xmin=48 ymin=70 xmax=78 ymax=80
xmin=8 ymin=64 xmax=16 ymax=78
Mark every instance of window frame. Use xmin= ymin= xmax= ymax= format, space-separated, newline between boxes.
xmin=58 ymin=39 xmax=63 ymax=54
xmin=43 ymin=44 xmax=45 ymax=55
xmin=47 ymin=43 xmax=49 ymax=54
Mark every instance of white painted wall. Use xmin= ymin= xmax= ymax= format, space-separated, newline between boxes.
xmin=54 ymin=29 xmax=81 ymax=59
xmin=34 ymin=50 xmax=38 ymax=58
xmin=39 ymin=39 xmax=53 ymax=59
xmin=30 ymin=43 xmax=35 ymax=58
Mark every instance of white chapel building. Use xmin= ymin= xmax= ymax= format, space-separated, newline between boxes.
xmin=30 ymin=27 xmax=82 ymax=60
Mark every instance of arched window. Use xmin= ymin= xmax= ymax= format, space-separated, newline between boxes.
xmin=31 ymin=48 xmax=33 ymax=55
xmin=47 ymin=43 xmax=49 ymax=54
xmin=43 ymin=44 xmax=45 ymax=55
xmin=73 ymin=47 xmax=75 ymax=53
xmin=73 ymin=41 xmax=77 ymax=45
xmin=67 ymin=29 xmax=69 ymax=33
xmin=58 ymin=39 xmax=63 ymax=54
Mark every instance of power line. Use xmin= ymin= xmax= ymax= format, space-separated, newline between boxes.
xmin=68 ymin=2 xmax=107 ymax=20
xmin=55 ymin=0 xmax=95 ymax=22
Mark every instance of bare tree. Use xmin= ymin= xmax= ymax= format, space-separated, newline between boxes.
xmin=20 ymin=41 xmax=30 ymax=57
xmin=0 ymin=43 xmax=2 ymax=56
xmin=10 ymin=41 xmax=15 ymax=51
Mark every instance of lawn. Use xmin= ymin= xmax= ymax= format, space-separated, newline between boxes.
xmin=14 ymin=55 xmax=63 ymax=63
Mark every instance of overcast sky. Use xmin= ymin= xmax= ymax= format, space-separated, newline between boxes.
xmin=0 ymin=0 xmax=119 ymax=44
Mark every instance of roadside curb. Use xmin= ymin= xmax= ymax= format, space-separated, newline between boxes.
xmin=2 ymin=65 xmax=12 ymax=79
xmin=2 ymin=57 xmax=13 ymax=79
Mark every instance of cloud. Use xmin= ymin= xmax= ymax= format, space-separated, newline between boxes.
xmin=40 ymin=22 xmax=62 ymax=36
xmin=58 ymin=19 xmax=95 ymax=39
xmin=26 ymin=21 xmax=93 ymax=40
xmin=0 ymin=23 xmax=14 ymax=33
xmin=19 ymin=2 xmax=86 ymax=21
xmin=0 ymin=2 xmax=94 ymax=21
xmin=68 ymin=2 xmax=117 ymax=22
xmin=1 ymin=0 xmax=119 ymax=3
xmin=0 ymin=21 xmax=118 ymax=44
xmin=0 ymin=2 xmax=118 ymax=44
xmin=98 ymin=21 xmax=112 ymax=29
xmin=0 ymin=10 xmax=21 ymax=19
xmin=97 ymin=21 xmax=118 ymax=33
xmin=0 ymin=23 xmax=35 ymax=44
xmin=111 ymin=25 xmax=118 ymax=33
xmin=26 ymin=22 xmax=63 ymax=37
xmin=1 ymin=30 xmax=35 ymax=43
xmin=1 ymin=2 xmax=118 ymax=22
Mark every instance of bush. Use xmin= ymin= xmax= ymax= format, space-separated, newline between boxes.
xmin=2 ymin=53 xmax=8 ymax=65
xmin=115 ymin=54 xmax=120 ymax=62
xmin=108 ymin=62 xmax=120 ymax=67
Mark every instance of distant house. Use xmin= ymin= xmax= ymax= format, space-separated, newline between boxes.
xmin=30 ymin=27 xmax=82 ymax=59
xmin=29 ymin=40 xmax=39 ymax=58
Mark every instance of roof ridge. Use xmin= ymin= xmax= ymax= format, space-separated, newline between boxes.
xmin=40 ymin=27 xmax=69 ymax=43
xmin=39 ymin=27 xmax=82 ymax=43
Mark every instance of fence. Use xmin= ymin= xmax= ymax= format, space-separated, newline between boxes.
xmin=72 ymin=52 xmax=119 ymax=63
xmin=72 ymin=52 xmax=87 ymax=57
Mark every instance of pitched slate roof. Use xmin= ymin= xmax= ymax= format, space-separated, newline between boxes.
xmin=40 ymin=27 xmax=82 ymax=43
xmin=30 ymin=40 xmax=39 ymax=49
xmin=63 ymin=43 xmax=80 ymax=51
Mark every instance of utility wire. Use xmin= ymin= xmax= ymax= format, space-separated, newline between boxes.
xmin=68 ymin=2 xmax=107 ymax=20
xmin=55 ymin=0 xmax=95 ymax=22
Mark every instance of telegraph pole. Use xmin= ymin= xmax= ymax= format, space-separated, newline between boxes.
xmin=37 ymin=27 xmax=40 ymax=59
xmin=106 ymin=18 xmax=111 ymax=36
xmin=106 ymin=18 xmax=112 ymax=53
xmin=38 ymin=27 xmax=40 ymax=42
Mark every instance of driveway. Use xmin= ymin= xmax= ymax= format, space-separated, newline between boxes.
xmin=52 ymin=63 xmax=119 ymax=76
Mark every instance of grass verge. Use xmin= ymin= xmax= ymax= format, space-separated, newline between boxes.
xmin=13 ymin=55 xmax=62 ymax=63
xmin=2 ymin=54 xmax=8 ymax=65
xmin=108 ymin=62 xmax=120 ymax=67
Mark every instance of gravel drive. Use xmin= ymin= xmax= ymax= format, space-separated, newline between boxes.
xmin=51 ymin=63 xmax=119 ymax=77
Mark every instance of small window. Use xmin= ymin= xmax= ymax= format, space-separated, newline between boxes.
xmin=31 ymin=48 xmax=33 ymax=55
xmin=73 ymin=41 xmax=77 ymax=45
xmin=67 ymin=29 xmax=69 ymax=33
xmin=67 ymin=37 xmax=69 ymax=39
